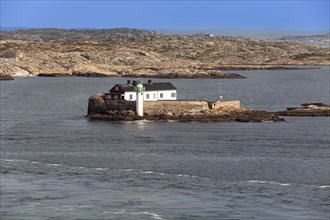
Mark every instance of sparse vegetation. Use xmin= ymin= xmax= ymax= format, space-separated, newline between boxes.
xmin=0 ymin=28 xmax=329 ymax=78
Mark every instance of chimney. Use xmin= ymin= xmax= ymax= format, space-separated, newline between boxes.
xmin=148 ymin=79 xmax=152 ymax=85
xmin=133 ymin=80 xmax=142 ymax=86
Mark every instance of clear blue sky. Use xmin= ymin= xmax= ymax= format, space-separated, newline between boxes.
xmin=1 ymin=0 xmax=329 ymax=31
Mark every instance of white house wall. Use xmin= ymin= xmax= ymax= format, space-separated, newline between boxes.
xmin=124 ymin=92 xmax=136 ymax=101
xmin=144 ymin=91 xmax=158 ymax=101
xmin=157 ymin=90 xmax=177 ymax=100
xmin=124 ymin=90 xmax=177 ymax=101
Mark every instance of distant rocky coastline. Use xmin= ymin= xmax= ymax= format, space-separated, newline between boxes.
xmin=0 ymin=28 xmax=329 ymax=79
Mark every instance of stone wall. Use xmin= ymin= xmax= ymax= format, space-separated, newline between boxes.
xmin=210 ymin=100 xmax=240 ymax=109
xmin=144 ymin=100 xmax=210 ymax=115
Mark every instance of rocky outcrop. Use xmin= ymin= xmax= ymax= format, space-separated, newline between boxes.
xmin=0 ymin=28 xmax=328 ymax=78
xmin=88 ymin=94 xmax=108 ymax=114
xmin=87 ymin=108 xmax=282 ymax=123
xmin=0 ymin=74 xmax=14 ymax=80
xmin=278 ymin=103 xmax=330 ymax=116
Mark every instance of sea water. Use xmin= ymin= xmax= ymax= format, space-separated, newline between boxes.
xmin=1 ymin=67 xmax=329 ymax=219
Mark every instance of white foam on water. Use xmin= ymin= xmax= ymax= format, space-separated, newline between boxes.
xmin=280 ymin=183 xmax=291 ymax=186
xmin=248 ymin=180 xmax=291 ymax=186
xmin=177 ymin=174 xmax=189 ymax=177
xmin=135 ymin=119 xmax=152 ymax=125
xmin=141 ymin=211 xmax=165 ymax=220
xmin=3 ymin=159 xmax=29 ymax=163
xmin=176 ymin=174 xmax=198 ymax=178
xmin=145 ymin=170 xmax=168 ymax=176
xmin=46 ymin=163 xmax=62 ymax=167
xmin=140 ymin=170 xmax=198 ymax=178
xmin=249 ymin=180 xmax=267 ymax=184
xmin=249 ymin=180 xmax=330 ymax=189
xmin=93 ymin=168 xmax=108 ymax=171
xmin=103 ymin=209 xmax=126 ymax=214
xmin=117 ymin=168 xmax=137 ymax=172
xmin=142 ymin=171 xmax=154 ymax=174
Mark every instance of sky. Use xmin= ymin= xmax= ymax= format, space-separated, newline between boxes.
xmin=1 ymin=0 xmax=329 ymax=32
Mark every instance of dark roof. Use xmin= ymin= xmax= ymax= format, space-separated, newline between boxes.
xmin=118 ymin=82 xmax=176 ymax=92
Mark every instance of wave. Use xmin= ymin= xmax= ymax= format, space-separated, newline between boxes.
xmin=248 ymin=180 xmax=330 ymax=189
xmin=141 ymin=170 xmax=198 ymax=178
xmin=248 ymin=180 xmax=291 ymax=186
xmin=1 ymin=159 xmax=109 ymax=172
xmin=2 ymin=159 xmax=30 ymax=163
xmin=46 ymin=163 xmax=63 ymax=167
xmin=141 ymin=211 xmax=164 ymax=220
xmin=103 ymin=209 xmax=164 ymax=220
xmin=2 ymin=159 xmax=199 ymax=180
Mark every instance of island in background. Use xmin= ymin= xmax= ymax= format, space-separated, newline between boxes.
xmin=0 ymin=28 xmax=329 ymax=79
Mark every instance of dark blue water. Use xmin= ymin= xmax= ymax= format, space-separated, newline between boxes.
xmin=1 ymin=68 xmax=329 ymax=219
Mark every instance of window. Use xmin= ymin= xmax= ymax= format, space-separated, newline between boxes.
xmin=115 ymin=86 xmax=119 ymax=90
xmin=146 ymin=94 xmax=150 ymax=99
xmin=114 ymin=95 xmax=118 ymax=99
xmin=129 ymin=94 xmax=133 ymax=100
xmin=160 ymin=93 xmax=163 ymax=98
xmin=171 ymin=92 xmax=176 ymax=98
xmin=153 ymin=93 xmax=156 ymax=99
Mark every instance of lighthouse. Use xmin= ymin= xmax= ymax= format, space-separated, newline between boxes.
xmin=134 ymin=81 xmax=145 ymax=117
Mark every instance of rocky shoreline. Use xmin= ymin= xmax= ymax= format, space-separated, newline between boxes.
xmin=0 ymin=74 xmax=14 ymax=80
xmin=278 ymin=103 xmax=330 ymax=116
xmin=35 ymin=71 xmax=246 ymax=79
xmin=87 ymin=109 xmax=283 ymax=123
xmin=87 ymin=102 xmax=330 ymax=123
xmin=2 ymin=64 xmax=320 ymax=79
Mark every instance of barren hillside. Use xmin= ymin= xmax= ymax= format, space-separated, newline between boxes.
xmin=1 ymin=28 xmax=329 ymax=78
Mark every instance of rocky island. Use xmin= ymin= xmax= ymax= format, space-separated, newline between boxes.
xmin=278 ymin=103 xmax=330 ymax=116
xmin=0 ymin=28 xmax=329 ymax=79
xmin=87 ymin=93 xmax=283 ymax=123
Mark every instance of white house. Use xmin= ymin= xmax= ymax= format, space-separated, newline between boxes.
xmin=105 ymin=80 xmax=177 ymax=101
